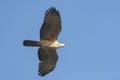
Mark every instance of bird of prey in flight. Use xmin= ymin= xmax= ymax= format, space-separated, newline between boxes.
xmin=23 ymin=7 xmax=65 ymax=76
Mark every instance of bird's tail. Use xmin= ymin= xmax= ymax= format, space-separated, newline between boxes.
xmin=23 ymin=40 xmax=41 ymax=47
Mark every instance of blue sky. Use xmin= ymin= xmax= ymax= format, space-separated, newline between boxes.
xmin=0 ymin=0 xmax=120 ymax=80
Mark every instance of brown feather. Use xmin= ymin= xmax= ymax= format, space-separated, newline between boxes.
xmin=23 ymin=7 xmax=62 ymax=77
xmin=38 ymin=48 xmax=58 ymax=76
xmin=40 ymin=7 xmax=61 ymax=41
xmin=23 ymin=40 xmax=40 ymax=47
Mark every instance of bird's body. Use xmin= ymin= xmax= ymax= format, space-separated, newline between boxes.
xmin=23 ymin=7 xmax=64 ymax=76
xmin=40 ymin=40 xmax=64 ymax=49
xmin=24 ymin=40 xmax=64 ymax=48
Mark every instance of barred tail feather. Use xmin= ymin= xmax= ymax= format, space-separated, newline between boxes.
xmin=23 ymin=40 xmax=41 ymax=47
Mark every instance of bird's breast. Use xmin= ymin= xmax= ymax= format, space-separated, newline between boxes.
xmin=40 ymin=40 xmax=53 ymax=48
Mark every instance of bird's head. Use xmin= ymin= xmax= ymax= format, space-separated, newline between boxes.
xmin=59 ymin=43 xmax=65 ymax=48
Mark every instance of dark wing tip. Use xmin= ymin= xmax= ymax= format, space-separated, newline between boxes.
xmin=45 ymin=7 xmax=60 ymax=17
xmin=38 ymin=66 xmax=55 ymax=77
xmin=38 ymin=71 xmax=49 ymax=77
xmin=38 ymin=62 xmax=56 ymax=76
xmin=38 ymin=69 xmax=55 ymax=77
xmin=38 ymin=70 xmax=46 ymax=76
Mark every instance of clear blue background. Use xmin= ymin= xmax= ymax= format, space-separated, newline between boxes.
xmin=0 ymin=0 xmax=120 ymax=80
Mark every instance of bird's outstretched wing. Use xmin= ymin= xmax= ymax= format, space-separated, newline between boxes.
xmin=38 ymin=48 xmax=58 ymax=76
xmin=40 ymin=7 xmax=61 ymax=41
